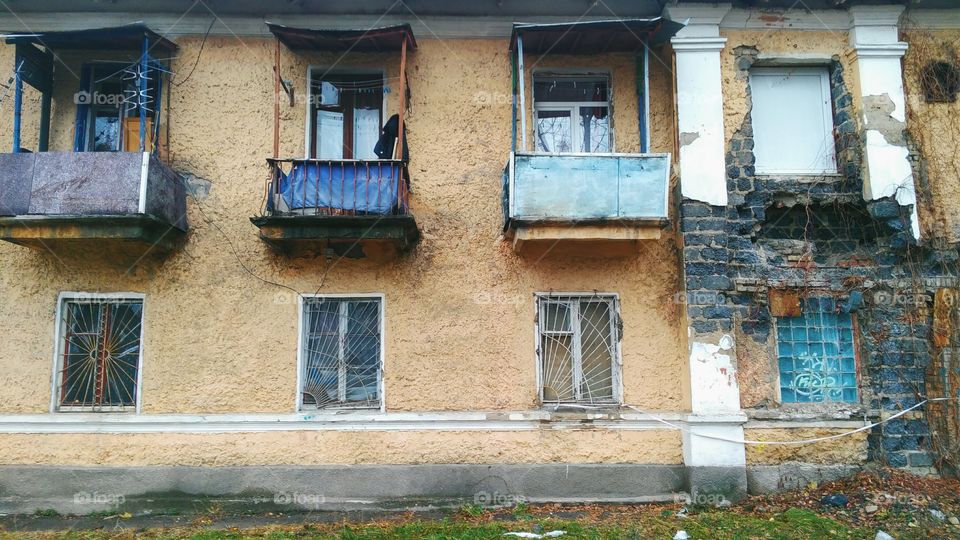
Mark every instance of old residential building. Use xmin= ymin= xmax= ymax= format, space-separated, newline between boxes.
xmin=0 ymin=0 xmax=957 ymax=512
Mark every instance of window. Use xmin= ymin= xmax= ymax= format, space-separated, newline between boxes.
xmin=53 ymin=295 xmax=144 ymax=411
xmin=309 ymin=71 xmax=383 ymax=159
xmin=921 ymin=61 xmax=959 ymax=103
xmin=750 ymin=67 xmax=836 ymax=174
xmin=776 ymin=298 xmax=858 ymax=404
xmin=81 ymin=64 xmax=160 ymax=152
xmin=533 ymin=75 xmax=611 ymax=153
xmin=536 ymin=294 xmax=620 ymax=404
xmin=300 ymin=296 xmax=383 ymax=409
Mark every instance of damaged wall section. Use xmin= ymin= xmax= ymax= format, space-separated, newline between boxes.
xmin=681 ymin=45 xmax=960 ymax=472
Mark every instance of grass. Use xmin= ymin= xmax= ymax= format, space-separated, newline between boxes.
xmin=2 ymin=506 xmax=953 ymax=540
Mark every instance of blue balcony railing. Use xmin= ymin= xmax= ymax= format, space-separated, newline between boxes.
xmin=504 ymin=152 xmax=671 ymax=225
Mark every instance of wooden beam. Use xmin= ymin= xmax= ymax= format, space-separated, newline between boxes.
xmin=273 ymin=37 xmax=281 ymax=159
xmin=396 ymin=36 xmax=408 ymax=160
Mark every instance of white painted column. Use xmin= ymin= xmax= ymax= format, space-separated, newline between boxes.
xmin=849 ymin=5 xmax=920 ymax=239
xmin=665 ymin=4 xmax=731 ymax=207
xmin=665 ymin=6 xmax=747 ymax=492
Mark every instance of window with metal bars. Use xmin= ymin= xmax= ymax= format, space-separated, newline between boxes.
xmin=536 ymin=294 xmax=621 ymax=405
xmin=300 ymin=296 xmax=382 ymax=410
xmin=55 ymin=296 xmax=144 ymax=411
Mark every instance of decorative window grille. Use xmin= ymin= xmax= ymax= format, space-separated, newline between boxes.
xmin=536 ymin=295 xmax=620 ymax=404
xmin=55 ymin=296 xmax=144 ymax=411
xmin=301 ymin=297 xmax=382 ymax=409
xmin=776 ymin=298 xmax=859 ymax=404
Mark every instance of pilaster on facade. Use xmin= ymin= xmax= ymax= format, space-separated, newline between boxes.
xmin=665 ymin=3 xmax=731 ymax=208
xmin=848 ymin=5 xmax=919 ymax=239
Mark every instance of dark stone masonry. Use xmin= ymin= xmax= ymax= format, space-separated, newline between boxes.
xmin=680 ymin=57 xmax=960 ymax=470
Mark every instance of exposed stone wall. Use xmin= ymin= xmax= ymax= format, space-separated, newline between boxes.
xmin=681 ymin=32 xmax=960 ymax=472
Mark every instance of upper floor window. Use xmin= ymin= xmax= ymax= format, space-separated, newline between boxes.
xmin=776 ymin=297 xmax=858 ymax=404
xmin=536 ymin=294 xmax=620 ymax=405
xmin=750 ymin=67 xmax=837 ymax=174
xmin=54 ymin=294 xmax=144 ymax=412
xmin=300 ymin=296 xmax=383 ymax=410
xmin=533 ymin=75 xmax=611 ymax=153
xmin=309 ymin=71 xmax=383 ymax=160
xmin=78 ymin=63 xmax=161 ymax=152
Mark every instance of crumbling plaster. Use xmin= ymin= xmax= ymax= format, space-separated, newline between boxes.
xmin=744 ymin=428 xmax=869 ymax=465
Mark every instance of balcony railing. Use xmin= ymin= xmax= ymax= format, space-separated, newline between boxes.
xmin=253 ymin=158 xmax=418 ymax=258
xmin=504 ymin=152 xmax=671 ymax=225
xmin=263 ymin=158 xmax=410 ymax=217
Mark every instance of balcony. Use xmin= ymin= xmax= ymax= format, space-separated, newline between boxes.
xmin=0 ymin=152 xmax=187 ymax=255
xmin=504 ymin=152 xmax=670 ymax=256
xmin=251 ymin=159 xmax=419 ymax=260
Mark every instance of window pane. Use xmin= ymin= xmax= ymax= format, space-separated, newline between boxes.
xmin=58 ymin=300 xmax=142 ymax=409
xmin=776 ymin=301 xmax=857 ymax=404
xmin=579 ymin=107 xmax=610 ymax=153
xmin=578 ymin=301 xmax=614 ymax=402
xmin=316 ymin=110 xmax=344 ymax=159
xmin=541 ymin=334 xmax=574 ymax=402
xmin=353 ymin=108 xmax=380 ymax=160
xmin=91 ymin=111 xmax=120 ymax=152
xmin=345 ymin=301 xmax=380 ymax=404
xmin=750 ymin=68 xmax=836 ymax=173
xmin=535 ymin=110 xmax=572 ymax=153
xmin=534 ymin=78 xmax=608 ymax=102
xmin=540 ymin=301 xmax=572 ymax=333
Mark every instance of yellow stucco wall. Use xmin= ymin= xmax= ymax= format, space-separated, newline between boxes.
xmin=902 ymin=28 xmax=960 ymax=243
xmin=744 ymin=428 xmax=869 ymax=465
xmin=0 ymin=36 xmax=688 ymax=465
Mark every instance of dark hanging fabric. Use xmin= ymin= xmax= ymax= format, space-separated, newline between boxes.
xmin=374 ymin=113 xmax=409 ymax=161
xmin=73 ymin=65 xmax=92 ymax=151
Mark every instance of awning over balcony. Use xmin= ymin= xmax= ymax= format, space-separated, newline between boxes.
xmin=3 ymin=23 xmax=178 ymax=53
xmin=509 ymin=18 xmax=683 ymax=54
xmin=266 ymin=22 xmax=416 ymax=52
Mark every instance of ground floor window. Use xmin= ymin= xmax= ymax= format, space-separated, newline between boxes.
xmin=300 ymin=296 xmax=383 ymax=409
xmin=54 ymin=294 xmax=144 ymax=411
xmin=776 ymin=298 xmax=858 ymax=404
xmin=536 ymin=294 xmax=620 ymax=405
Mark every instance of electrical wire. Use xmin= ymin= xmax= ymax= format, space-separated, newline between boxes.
xmin=173 ymin=17 xmax=216 ymax=88
xmin=549 ymin=397 xmax=957 ymax=446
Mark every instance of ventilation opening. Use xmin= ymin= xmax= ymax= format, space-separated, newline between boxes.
xmin=921 ymin=61 xmax=959 ymax=103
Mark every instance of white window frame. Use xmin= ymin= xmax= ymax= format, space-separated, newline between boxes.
xmin=49 ymin=292 xmax=146 ymax=414
xmin=304 ymin=66 xmax=388 ymax=159
xmin=534 ymin=292 xmax=622 ymax=405
xmin=296 ymin=293 xmax=386 ymax=412
xmin=749 ymin=66 xmax=837 ymax=175
xmin=531 ymin=71 xmax=614 ymax=154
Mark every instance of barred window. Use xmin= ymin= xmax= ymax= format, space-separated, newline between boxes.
xmin=300 ymin=296 xmax=382 ymax=410
xmin=55 ymin=295 xmax=144 ymax=411
xmin=536 ymin=295 xmax=621 ymax=404
xmin=776 ymin=298 xmax=859 ymax=404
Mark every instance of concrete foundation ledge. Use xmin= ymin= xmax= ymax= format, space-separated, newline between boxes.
xmin=0 ymin=463 xmax=864 ymax=514
xmin=747 ymin=463 xmax=862 ymax=495
xmin=0 ymin=464 xmax=690 ymax=515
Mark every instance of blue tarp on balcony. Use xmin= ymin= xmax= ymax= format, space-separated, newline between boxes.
xmin=274 ymin=160 xmax=402 ymax=215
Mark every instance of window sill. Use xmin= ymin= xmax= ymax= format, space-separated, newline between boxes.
xmin=745 ymin=404 xmax=868 ymax=423
xmin=754 ymin=172 xmax=843 ymax=182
